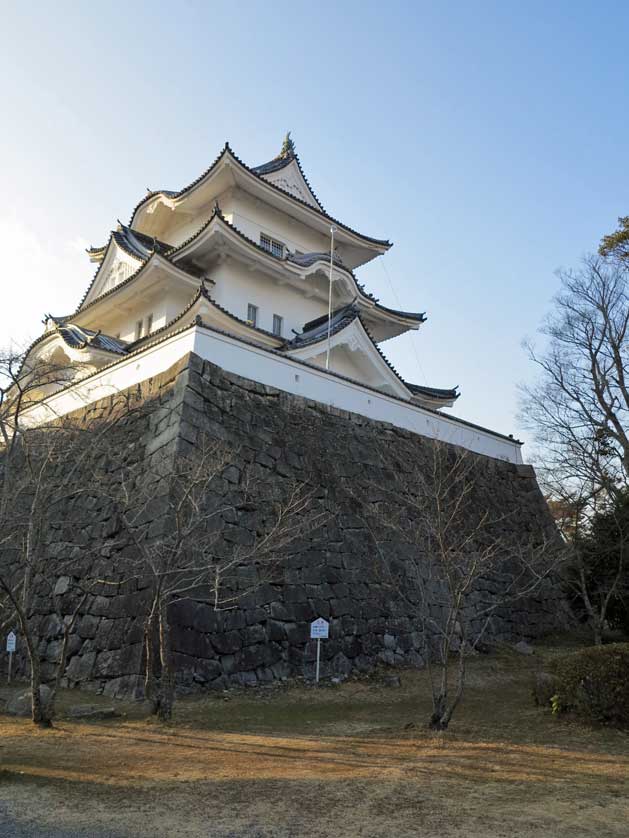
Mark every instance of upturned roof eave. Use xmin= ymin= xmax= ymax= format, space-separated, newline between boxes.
xmin=129 ymin=143 xmax=392 ymax=252
xmin=407 ymin=382 xmax=460 ymax=402
xmin=284 ymin=306 xmax=412 ymax=397
xmin=170 ymin=209 xmax=413 ymax=329
xmin=78 ymin=233 xmax=142 ymax=311
xmin=65 ymin=253 xmax=199 ymax=322
xmin=125 ymin=283 xmax=283 ymax=353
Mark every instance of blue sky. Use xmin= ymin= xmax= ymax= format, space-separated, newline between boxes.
xmin=1 ymin=1 xmax=627 ymax=458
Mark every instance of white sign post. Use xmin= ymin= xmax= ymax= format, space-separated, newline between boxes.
xmin=310 ymin=618 xmax=329 ymax=684
xmin=6 ymin=631 xmax=16 ymax=684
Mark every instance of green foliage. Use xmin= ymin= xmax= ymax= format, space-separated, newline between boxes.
xmin=550 ymin=644 xmax=629 ymax=726
xmin=532 ymin=671 xmax=558 ymax=707
xmin=566 ymin=490 xmax=629 ymax=633
xmin=550 ymin=693 xmax=561 ymax=715
xmin=599 ymin=216 xmax=629 ymax=260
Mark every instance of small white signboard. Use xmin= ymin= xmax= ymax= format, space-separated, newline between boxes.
xmin=310 ymin=619 xmax=329 ymax=684
xmin=6 ymin=631 xmax=16 ymax=683
xmin=310 ymin=618 xmax=329 ymax=639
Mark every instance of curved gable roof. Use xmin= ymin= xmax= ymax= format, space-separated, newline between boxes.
xmin=129 ymin=142 xmax=392 ymax=251
xmin=252 ymin=144 xmax=324 ymax=211
xmin=79 ymin=225 xmax=174 ymax=311
xmin=284 ymin=304 xmax=411 ymax=395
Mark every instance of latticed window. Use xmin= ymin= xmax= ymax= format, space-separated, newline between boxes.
xmin=247 ymin=303 xmax=258 ymax=327
xmin=272 ymin=314 xmax=283 ymax=336
xmin=260 ymin=233 xmax=284 ymax=258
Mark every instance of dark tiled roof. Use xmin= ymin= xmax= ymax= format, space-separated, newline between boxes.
xmin=251 ymin=155 xmax=293 ymax=176
xmin=171 ymin=208 xmax=425 ymax=324
xmin=287 ymin=251 xmax=348 ymax=269
xmin=128 ymin=142 xmax=391 ymax=249
xmin=70 ymin=209 xmax=277 ymax=320
xmin=283 ymin=303 xmax=360 ymax=350
xmin=374 ymin=304 xmax=426 ymax=323
xmin=407 ymin=382 xmax=460 ymax=402
xmin=72 ymin=212 xmax=417 ymax=339
xmin=77 ymin=226 xmax=174 ymax=312
xmin=87 ymin=226 xmax=171 ymax=262
xmin=283 ymin=303 xmax=411 ymax=392
xmin=251 ymin=138 xmax=326 ymax=212
xmin=115 ymin=225 xmax=171 ymax=260
xmin=49 ymin=318 xmax=128 ymax=355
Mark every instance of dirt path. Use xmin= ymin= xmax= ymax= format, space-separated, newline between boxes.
xmin=1 ymin=642 xmax=628 ymax=837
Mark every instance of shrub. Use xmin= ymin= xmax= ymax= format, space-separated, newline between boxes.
xmin=550 ymin=643 xmax=629 ymax=726
xmin=532 ymin=671 xmax=558 ymax=707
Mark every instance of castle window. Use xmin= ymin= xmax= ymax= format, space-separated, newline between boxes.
xmin=260 ymin=233 xmax=284 ymax=259
xmin=272 ymin=314 xmax=283 ymax=336
xmin=247 ymin=303 xmax=258 ymax=327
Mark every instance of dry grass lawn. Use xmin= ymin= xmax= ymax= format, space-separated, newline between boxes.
xmin=0 ymin=635 xmax=628 ymax=837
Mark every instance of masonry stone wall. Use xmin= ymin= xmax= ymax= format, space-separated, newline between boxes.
xmin=8 ymin=353 xmax=566 ymax=698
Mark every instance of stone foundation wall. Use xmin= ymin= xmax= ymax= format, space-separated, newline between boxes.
xmin=7 ymin=354 xmax=566 ymax=697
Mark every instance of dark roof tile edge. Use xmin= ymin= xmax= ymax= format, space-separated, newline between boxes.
xmin=126 ymin=283 xmax=282 ymax=353
xmin=407 ymin=382 xmax=460 ymax=401
xmin=251 ymin=150 xmax=326 ymax=212
xmin=169 ymin=209 xmax=423 ymax=324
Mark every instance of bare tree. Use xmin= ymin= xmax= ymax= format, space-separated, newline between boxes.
xmin=108 ymin=433 xmax=326 ymax=722
xmin=520 ymin=254 xmax=629 ymax=641
xmin=357 ymin=442 xmax=561 ymax=730
xmin=0 ymin=346 xmax=141 ymax=725
xmin=521 ymin=255 xmax=629 ymax=500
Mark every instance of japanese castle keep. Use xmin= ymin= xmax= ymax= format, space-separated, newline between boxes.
xmin=17 ymin=137 xmax=564 ymax=694
xmin=26 ymin=135 xmax=518 ymax=461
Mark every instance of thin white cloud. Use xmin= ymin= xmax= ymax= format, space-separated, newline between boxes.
xmin=0 ymin=214 xmax=86 ymax=348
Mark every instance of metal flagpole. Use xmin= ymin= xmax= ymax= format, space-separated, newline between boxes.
xmin=325 ymin=226 xmax=337 ymax=370
xmin=315 ymin=637 xmax=321 ymax=683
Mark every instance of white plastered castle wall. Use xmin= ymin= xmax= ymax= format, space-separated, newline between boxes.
xmin=26 ymin=324 xmax=523 ymax=465
xmin=210 ymin=258 xmax=328 ymax=337
xmin=228 ymin=190 xmax=330 ymax=255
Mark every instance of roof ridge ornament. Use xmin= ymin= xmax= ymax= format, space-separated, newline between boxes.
xmin=278 ymin=131 xmax=296 ymax=160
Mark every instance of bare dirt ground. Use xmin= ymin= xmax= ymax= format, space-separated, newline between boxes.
xmin=0 ymin=635 xmax=628 ymax=837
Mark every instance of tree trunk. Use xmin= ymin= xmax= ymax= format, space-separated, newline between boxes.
xmin=25 ymin=630 xmax=50 ymax=728
xmin=438 ymin=645 xmax=467 ymax=730
xmin=6 ymin=595 xmax=50 ymax=728
xmin=144 ymin=607 xmax=159 ymax=714
xmin=428 ymin=642 xmax=467 ymax=731
xmin=49 ymin=595 xmax=87 ymax=719
xmin=429 ymin=691 xmax=449 ymax=730
xmin=51 ymin=627 xmax=70 ymax=706
xmin=156 ymin=600 xmax=174 ymax=722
